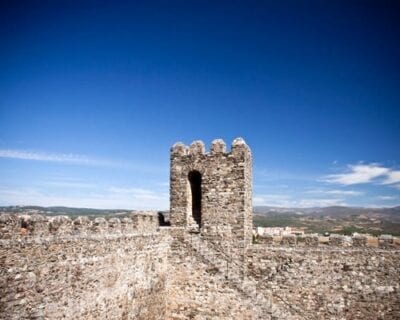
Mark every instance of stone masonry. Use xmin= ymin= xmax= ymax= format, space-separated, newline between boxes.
xmin=170 ymin=138 xmax=253 ymax=264
xmin=0 ymin=138 xmax=399 ymax=319
xmin=0 ymin=213 xmax=171 ymax=320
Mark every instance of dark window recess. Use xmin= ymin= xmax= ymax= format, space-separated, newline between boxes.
xmin=188 ymin=171 xmax=202 ymax=227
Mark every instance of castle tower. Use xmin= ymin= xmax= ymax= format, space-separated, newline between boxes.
xmin=170 ymin=138 xmax=253 ymax=245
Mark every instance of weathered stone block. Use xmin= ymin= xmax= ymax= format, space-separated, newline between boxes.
xmin=210 ymin=139 xmax=226 ymax=154
xmin=259 ymin=235 xmax=274 ymax=245
xmin=352 ymin=235 xmax=367 ymax=247
xmin=49 ymin=216 xmax=72 ymax=235
xmin=281 ymin=234 xmax=297 ymax=246
xmin=92 ymin=217 xmax=108 ymax=233
xmin=73 ymin=216 xmax=91 ymax=234
xmin=329 ymin=234 xmax=352 ymax=247
xmin=302 ymin=235 xmax=319 ymax=246
xmin=378 ymin=234 xmax=394 ymax=247
xmin=0 ymin=214 xmax=19 ymax=239
xmin=121 ymin=217 xmax=134 ymax=232
xmin=20 ymin=214 xmax=48 ymax=236
xmin=108 ymin=217 xmax=121 ymax=233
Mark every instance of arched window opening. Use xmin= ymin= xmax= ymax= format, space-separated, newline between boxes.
xmin=188 ymin=170 xmax=202 ymax=227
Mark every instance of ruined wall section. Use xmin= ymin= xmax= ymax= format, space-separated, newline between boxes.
xmin=256 ymin=233 xmax=398 ymax=248
xmin=170 ymin=138 xmax=252 ymax=246
xmin=0 ymin=213 xmax=171 ymax=320
xmin=246 ymin=245 xmax=400 ymax=320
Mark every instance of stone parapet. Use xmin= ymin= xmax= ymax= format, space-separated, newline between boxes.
xmin=246 ymin=245 xmax=400 ymax=319
xmin=0 ymin=219 xmax=172 ymax=320
xmin=0 ymin=212 xmax=160 ymax=240
xmin=281 ymin=234 xmax=297 ymax=246
xmin=378 ymin=234 xmax=394 ymax=247
xmin=257 ymin=233 xmax=398 ymax=248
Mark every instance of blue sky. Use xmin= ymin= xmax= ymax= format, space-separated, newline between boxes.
xmin=0 ymin=1 xmax=399 ymax=209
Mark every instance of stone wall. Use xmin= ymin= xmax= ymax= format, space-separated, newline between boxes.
xmin=257 ymin=233 xmax=397 ymax=248
xmin=247 ymin=245 xmax=400 ymax=320
xmin=0 ymin=214 xmax=171 ymax=320
xmin=166 ymin=228 xmax=261 ymax=320
xmin=131 ymin=211 xmax=159 ymax=233
xmin=1 ymin=214 xmax=399 ymax=319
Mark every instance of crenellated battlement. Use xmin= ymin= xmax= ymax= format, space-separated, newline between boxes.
xmin=0 ymin=211 xmax=159 ymax=240
xmin=171 ymin=137 xmax=251 ymax=158
xmin=256 ymin=233 xmax=399 ymax=248
xmin=0 ymin=212 xmax=171 ymax=320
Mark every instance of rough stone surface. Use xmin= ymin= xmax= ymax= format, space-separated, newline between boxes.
xmin=247 ymin=246 xmax=400 ymax=320
xmin=0 ymin=215 xmax=171 ymax=320
xmin=170 ymin=138 xmax=253 ymax=248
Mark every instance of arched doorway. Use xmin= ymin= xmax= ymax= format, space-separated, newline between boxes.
xmin=188 ymin=170 xmax=202 ymax=227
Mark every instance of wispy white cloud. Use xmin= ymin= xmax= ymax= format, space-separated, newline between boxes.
xmin=381 ymin=170 xmax=400 ymax=185
xmin=296 ymin=198 xmax=346 ymax=207
xmin=306 ymin=189 xmax=363 ymax=196
xmin=109 ymin=186 xmax=168 ymax=202
xmin=377 ymin=196 xmax=397 ymax=200
xmin=253 ymin=194 xmax=290 ymax=206
xmin=43 ymin=181 xmax=98 ymax=189
xmin=323 ymin=163 xmax=395 ymax=185
xmin=0 ymin=149 xmax=114 ymax=167
xmin=360 ymin=203 xmax=399 ymax=208
xmin=255 ymin=168 xmax=316 ymax=182
xmin=325 ymin=190 xmax=362 ymax=196
xmin=253 ymin=194 xmax=346 ymax=208
xmin=0 ymin=149 xmax=168 ymax=174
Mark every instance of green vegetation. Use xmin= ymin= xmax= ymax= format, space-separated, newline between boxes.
xmin=253 ymin=214 xmax=304 ymax=228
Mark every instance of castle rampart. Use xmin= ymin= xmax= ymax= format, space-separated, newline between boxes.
xmin=246 ymin=245 xmax=400 ymax=319
xmin=0 ymin=213 xmax=170 ymax=320
xmin=256 ymin=233 xmax=399 ymax=248
xmin=0 ymin=211 xmax=159 ymax=240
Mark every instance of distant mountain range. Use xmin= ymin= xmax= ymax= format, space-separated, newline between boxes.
xmin=0 ymin=206 xmax=131 ymax=217
xmin=254 ymin=205 xmax=400 ymax=221
xmin=0 ymin=206 xmax=400 ymax=216
xmin=1 ymin=204 xmax=399 ymax=219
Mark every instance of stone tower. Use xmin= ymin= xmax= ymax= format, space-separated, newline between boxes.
xmin=170 ymin=138 xmax=253 ymax=245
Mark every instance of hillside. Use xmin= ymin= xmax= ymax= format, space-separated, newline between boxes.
xmin=254 ymin=206 xmax=400 ymax=236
